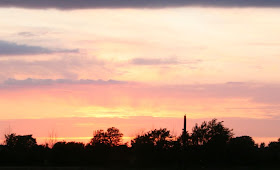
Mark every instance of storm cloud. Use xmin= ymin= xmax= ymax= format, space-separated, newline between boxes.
xmin=0 ymin=0 xmax=280 ymax=9
xmin=0 ymin=40 xmax=78 ymax=56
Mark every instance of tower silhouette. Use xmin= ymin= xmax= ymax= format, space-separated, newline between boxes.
xmin=182 ymin=114 xmax=187 ymax=147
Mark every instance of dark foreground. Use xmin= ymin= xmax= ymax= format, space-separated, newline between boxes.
xmin=0 ymin=166 xmax=279 ymax=170
xmin=1 ymin=121 xmax=279 ymax=169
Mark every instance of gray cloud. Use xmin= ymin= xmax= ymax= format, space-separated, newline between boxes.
xmin=0 ymin=40 xmax=78 ymax=56
xmin=2 ymin=78 xmax=125 ymax=87
xmin=0 ymin=0 xmax=280 ymax=9
xmin=121 ymin=82 xmax=280 ymax=106
xmin=18 ymin=32 xmax=37 ymax=37
xmin=0 ymin=56 xmax=108 ymax=80
xmin=176 ymin=82 xmax=280 ymax=105
xmin=0 ymin=40 xmax=52 ymax=56
xmin=131 ymin=58 xmax=178 ymax=65
xmin=131 ymin=58 xmax=201 ymax=66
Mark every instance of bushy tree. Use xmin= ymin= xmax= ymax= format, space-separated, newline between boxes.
xmin=4 ymin=133 xmax=37 ymax=152
xmin=52 ymin=141 xmax=84 ymax=153
xmin=90 ymin=127 xmax=123 ymax=147
xmin=175 ymin=131 xmax=191 ymax=148
xmin=229 ymin=136 xmax=255 ymax=149
xmin=107 ymin=127 xmax=123 ymax=146
xmin=268 ymin=138 xmax=280 ymax=155
xmin=228 ymin=136 xmax=257 ymax=163
xmin=191 ymin=119 xmax=233 ymax=146
xmin=131 ymin=128 xmax=173 ymax=150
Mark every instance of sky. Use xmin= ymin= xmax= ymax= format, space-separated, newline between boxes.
xmin=0 ymin=0 xmax=279 ymax=145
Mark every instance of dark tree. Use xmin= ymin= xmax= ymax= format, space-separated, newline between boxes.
xmin=90 ymin=130 xmax=108 ymax=146
xmin=4 ymin=133 xmax=37 ymax=152
xmin=229 ymin=136 xmax=256 ymax=150
xmin=260 ymin=142 xmax=266 ymax=149
xmin=90 ymin=127 xmax=123 ymax=147
xmin=51 ymin=141 xmax=85 ymax=165
xmin=191 ymin=121 xmax=208 ymax=146
xmin=131 ymin=128 xmax=173 ymax=150
xmin=175 ymin=131 xmax=191 ymax=148
xmin=191 ymin=119 xmax=233 ymax=146
xmin=106 ymin=127 xmax=123 ymax=147
xmin=52 ymin=141 xmax=84 ymax=153
xmin=267 ymin=138 xmax=280 ymax=162
xmin=228 ymin=136 xmax=257 ymax=164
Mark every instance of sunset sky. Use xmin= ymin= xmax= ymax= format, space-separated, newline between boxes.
xmin=0 ymin=0 xmax=279 ymax=145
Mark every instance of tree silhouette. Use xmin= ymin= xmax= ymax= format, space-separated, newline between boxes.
xmin=106 ymin=127 xmax=123 ymax=147
xmin=52 ymin=141 xmax=84 ymax=153
xmin=0 ymin=122 xmax=279 ymax=167
xmin=268 ymin=138 xmax=280 ymax=162
xmin=229 ymin=136 xmax=255 ymax=150
xmin=51 ymin=141 xmax=85 ymax=165
xmin=90 ymin=127 xmax=123 ymax=147
xmin=191 ymin=119 xmax=233 ymax=146
xmin=177 ymin=131 xmax=191 ymax=147
xmin=228 ymin=136 xmax=257 ymax=164
xmin=131 ymin=128 xmax=173 ymax=150
xmin=4 ymin=133 xmax=37 ymax=152
xmin=260 ymin=142 xmax=266 ymax=149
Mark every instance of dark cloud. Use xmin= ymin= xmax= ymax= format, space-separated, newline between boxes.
xmin=2 ymin=78 xmax=125 ymax=87
xmin=0 ymin=40 xmax=79 ymax=56
xmin=0 ymin=40 xmax=52 ymax=56
xmin=0 ymin=0 xmax=280 ymax=9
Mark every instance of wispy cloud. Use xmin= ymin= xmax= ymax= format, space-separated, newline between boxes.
xmin=2 ymin=78 xmax=125 ymax=87
xmin=17 ymin=32 xmax=37 ymax=37
xmin=0 ymin=55 xmax=116 ymax=81
xmin=130 ymin=57 xmax=201 ymax=66
xmin=0 ymin=0 xmax=280 ymax=9
xmin=0 ymin=40 xmax=78 ymax=56
xmin=131 ymin=58 xmax=178 ymax=65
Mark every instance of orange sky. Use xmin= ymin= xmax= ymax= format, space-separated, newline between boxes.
xmin=0 ymin=6 xmax=279 ymax=145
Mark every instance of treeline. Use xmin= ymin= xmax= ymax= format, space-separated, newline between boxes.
xmin=0 ymin=119 xmax=279 ymax=168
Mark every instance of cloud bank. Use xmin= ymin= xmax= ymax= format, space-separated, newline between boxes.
xmin=0 ymin=40 xmax=78 ymax=56
xmin=0 ymin=0 xmax=280 ymax=9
